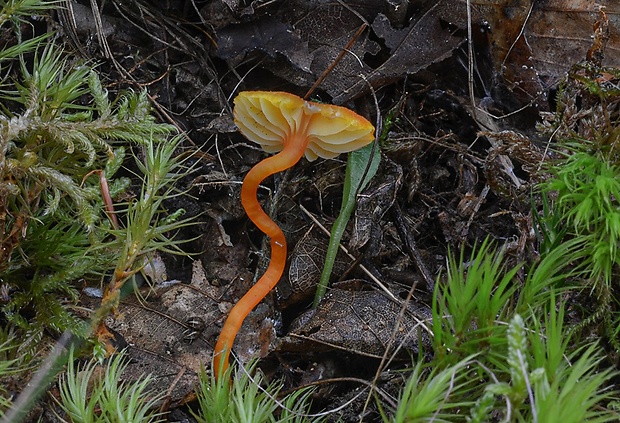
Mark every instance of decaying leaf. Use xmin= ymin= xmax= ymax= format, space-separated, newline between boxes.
xmin=470 ymin=1 xmax=620 ymax=109
xmin=214 ymin=1 xmax=466 ymax=102
xmin=214 ymin=0 xmax=619 ymax=112
xmin=279 ymin=226 xmax=351 ymax=308
xmin=280 ymin=287 xmax=432 ymax=359
xmin=525 ymin=1 xmax=620 ymax=82
xmin=105 ymin=260 xmax=277 ymax=405
xmin=105 ymin=262 xmax=220 ymax=405
xmin=331 ymin=5 xmax=465 ymax=103
xmin=217 ymin=15 xmax=313 ymax=72
xmin=349 ymin=157 xmax=402 ymax=255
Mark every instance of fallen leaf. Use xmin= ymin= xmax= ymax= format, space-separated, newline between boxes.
xmin=526 ymin=1 xmax=620 ymax=82
xmin=105 ymin=260 xmax=277 ymax=405
xmin=280 ymin=226 xmax=351 ymax=308
xmin=331 ymin=5 xmax=466 ymax=103
xmin=350 ymin=156 xmax=402 ymax=255
xmin=217 ymin=15 xmax=313 ymax=72
xmin=281 ymin=287 xmax=432 ymax=359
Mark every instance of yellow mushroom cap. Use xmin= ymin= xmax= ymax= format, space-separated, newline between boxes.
xmin=233 ymin=91 xmax=375 ymax=161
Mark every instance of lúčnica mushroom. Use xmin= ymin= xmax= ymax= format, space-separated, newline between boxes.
xmin=213 ymin=91 xmax=375 ymax=379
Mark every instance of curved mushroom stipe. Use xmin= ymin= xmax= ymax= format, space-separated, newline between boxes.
xmin=213 ymin=91 xmax=375 ymax=380
xmin=212 ymin=134 xmax=308 ymax=378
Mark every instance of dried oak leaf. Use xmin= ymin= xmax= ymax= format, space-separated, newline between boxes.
xmin=280 ymin=287 xmax=432 ymax=358
xmin=349 ymin=156 xmax=402 ymax=255
xmin=331 ymin=5 xmax=465 ymax=103
xmin=216 ymin=15 xmax=313 ymax=73
xmin=279 ymin=226 xmax=351 ymax=308
xmin=105 ymin=260 xmax=275 ymax=405
xmin=471 ymin=1 xmax=620 ymax=108
xmin=525 ymin=1 xmax=620 ymax=84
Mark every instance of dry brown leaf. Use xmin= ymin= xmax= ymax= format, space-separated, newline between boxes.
xmin=281 ymin=287 xmax=432 ymax=358
xmin=214 ymin=1 xmax=466 ymax=102
xmin=469 ymin=1 xmax=619 ymax=107
xmin=105 ymin=260 xmax=277 ymax=405
xmin=216 ymin=15 xmax=313 ymax=72
xmin=280 ymin=226 xmax=351 ymax=308
xmin=105 ymin=261 xmax=221 ymax=405
xmin=331 ymin=5 xmax=466 ymax=103
xmin=350 ymin=157 xmax=402 ymax=254
xmin=526 ymin=1 xmax=620 ymax=81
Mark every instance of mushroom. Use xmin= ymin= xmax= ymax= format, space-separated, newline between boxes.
xmin=213 ymin=91 xmax=375 ymax=379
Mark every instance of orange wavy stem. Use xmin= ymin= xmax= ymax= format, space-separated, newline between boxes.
xmin=213 ymin=132 xmax=309 ymax=379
